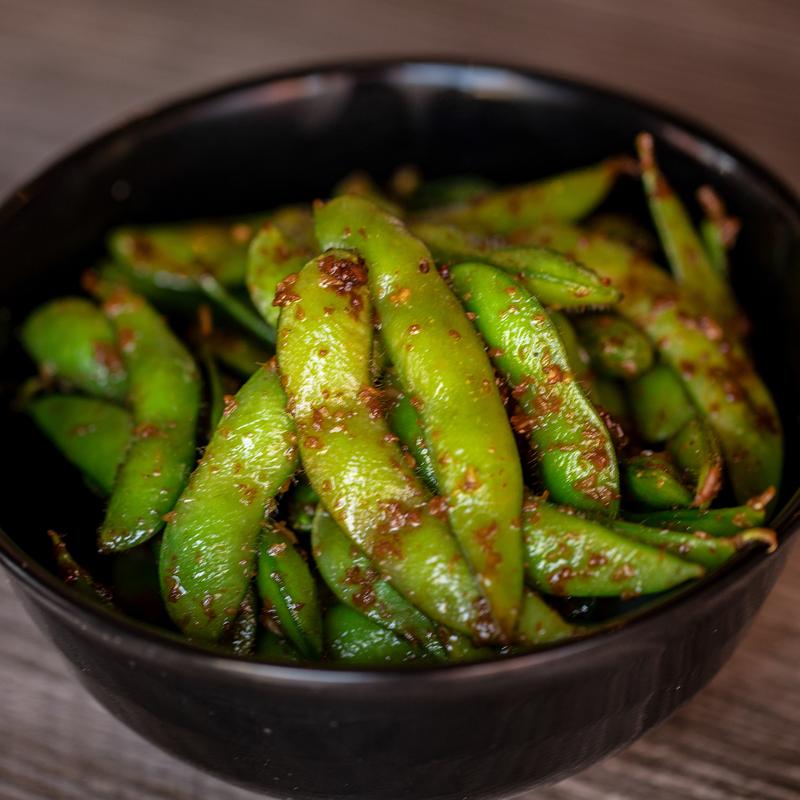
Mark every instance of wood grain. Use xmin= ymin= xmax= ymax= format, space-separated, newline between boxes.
xmin=0 ymin=1 xmax=798 ymax=798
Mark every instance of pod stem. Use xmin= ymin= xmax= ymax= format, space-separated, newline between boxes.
xmin=735 ymin=528 xmax=778 ymax=554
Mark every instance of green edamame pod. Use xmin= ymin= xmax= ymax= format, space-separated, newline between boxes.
xmin=98 ymin=288 xmax=201 ymax=551
xmin=316 ymin=198 xmax=524 ymax=638
xmin=283 ymin=479 xmax=319 ymax=534
xmin=384 ymin=372 xmax=438 ymax=492
xmin=256 ymin=630 xmax=302 ymax=663
xmin=159 ymin=363 xmax=297 ymax=642
xmin=247 ymin=219 xmax=315 ymax=328
xmin=622 ymin=451 xmax=693 ymax=510
xmin=277 ymin=249 xmax=493 ymax=641
xmin=22 ymin=297 xmax=128 ymax=401
xmin=220 ymin=587 xmax=258 ymax=656
xmin=628 ymin=364 xmax=695 ymax=443
xmin=28 ymin=395 xmax=132 ymax=495
xmin=522 ymin=498 xmax=703 ymax=596
xmin=515 ymin=589 xmax=576 ymax=648
xmin=312 ymin=507 xmax=447 ymax=659
xmin=518 ymin=223 xmax=781 ymax=503
xmin=697 ymin=185 xmax=740 ymax=278
xmin=408 ymin=175 xmax=495 ymax=212
xmin=419 ymin=157 xmax=632 ymax=233
xmin=48 ymin=530 xmax=113 ymax=605
xmin=667 ymin=417 xmax=723 ymax=508
xmin=411 ymin=221 xmax=621 ymax=308
xmin=636 ymin=134 xmax=744 ymax=334
xmin=449 ymin=262 xmax=619 ymax=515
xmin=610 ymin=519 xmax=776 ymax=570
xmin=574 ymin=313 xmax=654 ymax=379
xmin=257 ymin=522 xmax=322 ymax=659
xmin=325 ymin=605 xmax=421 ymax=666
xmin=108 ymin=215 xmax=263 ymax=290
xmin=623 ymin=495 xmax=771 ymax=537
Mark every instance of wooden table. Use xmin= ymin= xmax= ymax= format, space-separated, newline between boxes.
xmin=1 ymin=2 xmax=798 ymax=798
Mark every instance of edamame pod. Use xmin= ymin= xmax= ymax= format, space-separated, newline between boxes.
xmin=247 ymin=220 xmax=315 ymax=328
xmin=522 ymin=498 xmax=703 ymax=596
xmin=257 ymin=522 xmax=323 ymax=659
xmin=628 ymin=364 xmax=695 ymax=443
xmin=667 ymin=417 xmax=723 ymax=508
xmin=28 ymin=395 xmax=132 ymax=495
xmin=574 ymin=313 xmax=654 ymax=379
xmin=325 ymin=605 xmax=421 ymax=666
xmin=277 ymin=250 xmax=494 ymax=641
xmin=312 ymin=507 xmax=447 ymax=658
xmin=518 ymin=224 xmax=782 ymax=502
xmin=622 ymin=451 xmax=693 ymax=510
xmin=99 ymin=288 xmax=201 ymax=551
xmin=697 ymin=185 xmax=740 ymax=278
xmin=108 ymin=215 xmax=263 ymax=290
xmin=159 ymin=362 xmax=297 ymax=642
xmin=515 ymin=589 xmax=576 ymax=648
xmin=411 ymin=221 xmax=621 ymax=308
xmin=624 ymin=498 xmax=770 ymax=537
xmin=418 ymin=157 xmax=632 ymax=233
xmin=449 ymin=262 xmax=619 ymax=515
xmin=22 ymin=298 xmax=127 ymax=401
xmin=636 ymin=134 xmax=744 ymax=333
xmin=315 ymin=198 xmax=523 ymax=638
xmin=48 ymin=530 xmax=113 ymax=605
xmin=610 ymin=519 xmax=776 ymax=569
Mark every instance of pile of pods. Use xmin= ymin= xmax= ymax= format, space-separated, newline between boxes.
xmin=21 ymin=133 xmax=782 ymax=665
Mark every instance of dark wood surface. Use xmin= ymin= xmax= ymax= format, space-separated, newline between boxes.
xmin=1 ymin=2 xmax=798 ymax=798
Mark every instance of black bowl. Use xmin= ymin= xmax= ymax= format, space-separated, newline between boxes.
xmin=1 ymin=59 xmax=799 ymax=800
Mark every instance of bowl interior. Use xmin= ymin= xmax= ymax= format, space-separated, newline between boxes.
xmin=1 ymin=60 xmax=799 ymax=641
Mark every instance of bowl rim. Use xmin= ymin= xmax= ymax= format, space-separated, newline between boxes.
xmin=1 ymin=55 xmax=799 ymax=685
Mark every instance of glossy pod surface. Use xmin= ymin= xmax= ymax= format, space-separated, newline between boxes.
xmin=159 ymin=363 xmax=297 ymax=642
xmin=276 ymin=249 xmax=492 ymax=640
xmin=98 ymin=288 xmax=201 ymax=551
xmin=450 ymin=262 xmax=619 ymax=515
xmin=22 ymin=297 xmax=128 ymax=401
xmin=315 ymin=197 xmax=524 ymax=638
